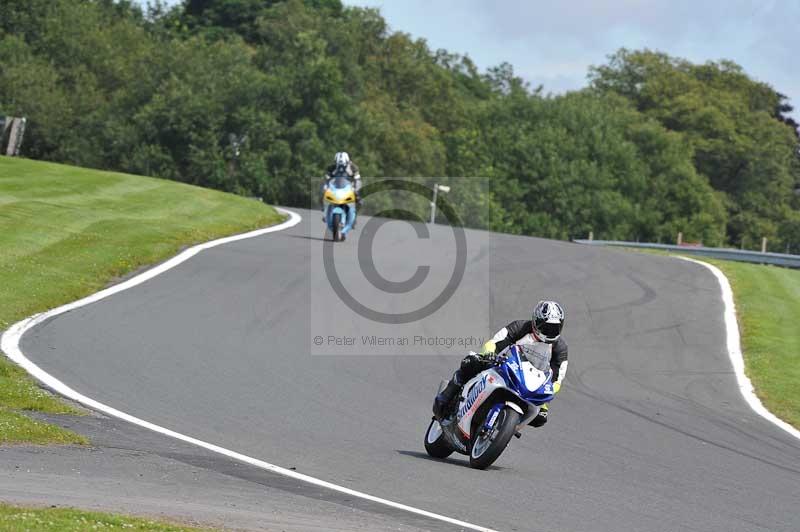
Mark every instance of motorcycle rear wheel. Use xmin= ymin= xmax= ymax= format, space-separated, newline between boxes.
xmin=469 ymin=407 xmax=520 ymax=469
xmin=424 ymin=419 xmax=454 ymax=458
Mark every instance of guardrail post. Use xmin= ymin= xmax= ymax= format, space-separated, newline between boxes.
xmin=430 ymin=184 xmax=438 ymax=224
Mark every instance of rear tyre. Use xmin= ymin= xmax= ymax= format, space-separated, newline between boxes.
xmin=332 ymin=213 xmax=341 ymax=242
xmin=424 ymin=419 xmax=454 ymax=459
xmin=469 ymin=407 xmax=520 ymax=470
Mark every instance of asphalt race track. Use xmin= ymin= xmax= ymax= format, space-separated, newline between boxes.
xmin=19 ymin=209 xmax=800 ymax=532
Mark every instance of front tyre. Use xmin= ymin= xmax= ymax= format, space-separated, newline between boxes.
xmin=332 ymin=213 xmax=341 ymax=242
xmin=469 ymin=407 xmax=520 ymax=470
xmin=424 ymin=419 xmax=454 ymax=459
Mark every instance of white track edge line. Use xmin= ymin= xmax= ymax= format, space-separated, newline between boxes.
xmin=1 ymin=207 xmax=496 ymax=532
xmin=677 ymin=256 xmax=800 ymax=441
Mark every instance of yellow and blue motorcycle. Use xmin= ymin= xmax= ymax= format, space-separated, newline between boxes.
xmin=322 ymin=175 xmax=357 ymax=242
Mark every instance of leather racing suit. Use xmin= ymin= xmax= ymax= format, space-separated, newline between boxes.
xmin=433 ymin=320 xmax=568 ymax=426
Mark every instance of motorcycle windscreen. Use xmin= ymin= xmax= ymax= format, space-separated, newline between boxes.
xmin=333 ymin=175 xmax=349 ymax=188
xmin=507 ymin=345 xmax=551 ymax=394
xmin=517 ymin=344 xmax=551 ymax=371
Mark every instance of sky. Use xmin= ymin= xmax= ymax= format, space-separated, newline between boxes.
xmin=342 ymin=0 xmax=799 ymax=122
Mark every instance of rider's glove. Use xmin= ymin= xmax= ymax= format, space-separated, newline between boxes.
xmin=480 ymin=341 xmax=496 ymax=356
xmin=553 ymin=381 xmax=561 ymax=394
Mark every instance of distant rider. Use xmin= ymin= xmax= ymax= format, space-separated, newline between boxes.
xmin=323 ymin=151 xmax=361 ymax=203
xmin=432 ymin=300 xmax=568 ymax=427
xmin=321 ymin=151 xmax=362 ymax=228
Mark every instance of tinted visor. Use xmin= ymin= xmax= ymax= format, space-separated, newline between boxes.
xmin=535 ymin=319 xmax=562 ymax=340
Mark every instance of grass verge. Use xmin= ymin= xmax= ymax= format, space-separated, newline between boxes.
xmin=704 ymin=259 xmax=800 ymax=428
xmin=621 ymin=247 xmax=800 ymax=429
xmin=0 ymin=503 xmax=208 ymax=531
xmin=0 ymin=156 xmax=284 ymax=444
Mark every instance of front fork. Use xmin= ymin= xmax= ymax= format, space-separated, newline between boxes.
xmin=324 ymin=205 xmax=356 ymax=232
xmin=482 ymin=404 xmax=504 ymax=432
xmin=483 ymin=402 xmax=539 ymax=437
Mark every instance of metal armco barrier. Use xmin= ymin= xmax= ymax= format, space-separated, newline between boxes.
xmin=573 ymin=239 xmax=800 ymax=269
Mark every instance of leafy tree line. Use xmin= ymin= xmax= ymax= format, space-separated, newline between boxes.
xmin=1 ymin=0 xmax=798 ymax=250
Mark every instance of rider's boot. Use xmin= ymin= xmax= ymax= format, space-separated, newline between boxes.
xmin=529 ymin=403 xmax=549 ymax=427
xmin=433 ymin=375 xmax=462 ymax=419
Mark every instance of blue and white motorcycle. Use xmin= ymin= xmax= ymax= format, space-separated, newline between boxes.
xmin=424 ymin=344 xmax=555 ymax=469
xmin=322 ymin=174 xmax=357 ymax=242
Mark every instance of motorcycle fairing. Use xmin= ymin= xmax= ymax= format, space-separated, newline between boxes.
xmin=323 ymin=178 xmax=357 ymax=235
xmin=496 ymin=345 xmax=555 ymax=404
xmin=447 ymin=345 xmax=556 ymax=442
xmin=456 ymin=369 xmax=506 ymax=438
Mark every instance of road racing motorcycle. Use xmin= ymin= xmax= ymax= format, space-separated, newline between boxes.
xmin=424 ymin=344 xmax=555 ymax=469
xmin=323 ymin=174 xmax=357 ymax=241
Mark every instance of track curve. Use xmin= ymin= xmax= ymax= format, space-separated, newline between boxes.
xmin=18 ymin=209 xmax=800 ymax=532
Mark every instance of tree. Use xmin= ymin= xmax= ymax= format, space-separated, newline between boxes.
xmin=590 ymin=49 xmax=800 ymax=248
xmin=2 ymin=2 xmax=794 ymax=248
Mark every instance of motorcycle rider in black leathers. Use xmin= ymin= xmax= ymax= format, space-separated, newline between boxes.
xmin=323 ymin=151 xmax=361 ymax=200
xmin=321 ymin=151 xmax=362 ymax=228
xmin=432 ymin=300 xmax=568 ymax=427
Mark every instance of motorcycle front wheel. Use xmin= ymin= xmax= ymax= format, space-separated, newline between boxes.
xmin=332 ymin=213 xmax=341 ymax=241
xmin=469 ymin=407 xmax=520 ymax=469
xmin=424 ymin=419 xmax=454 ymax=458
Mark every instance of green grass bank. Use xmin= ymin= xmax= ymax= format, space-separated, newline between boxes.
xmin=706 ymin=259 xmax=800 ymax=429
xmin=0 ymin=503 xmax=208 ymax=531
xmin=0 ymin=156 xmax=284 ymax=444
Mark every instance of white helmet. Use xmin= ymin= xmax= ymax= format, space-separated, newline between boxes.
xmin=334 ymin=151 xmax=350 ymax=168
xmin=532 ymin=300 xmax=565 ymax=343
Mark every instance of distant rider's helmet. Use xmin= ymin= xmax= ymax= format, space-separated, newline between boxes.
xmin=334 ymin=151 xmax=350 ymax=172
xmin=532 ymin=300 xmax=565 ymax=343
